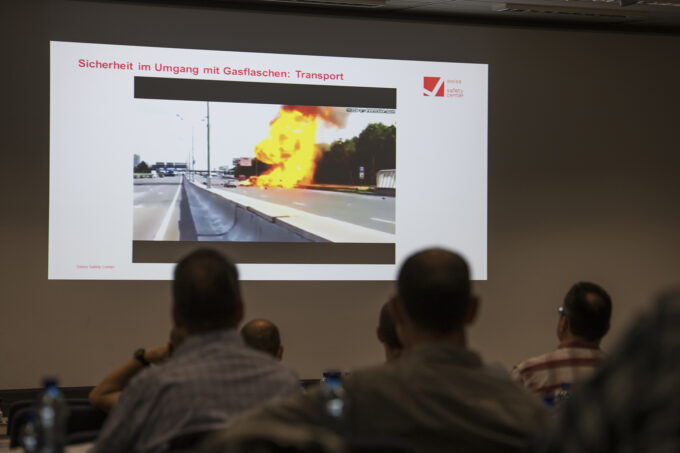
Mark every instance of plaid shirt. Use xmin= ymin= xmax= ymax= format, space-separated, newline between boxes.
xmin=512 ymin=341 xmax=603 ymax=397
xmin=533 ymin=291 xmax=680 ymax=453
xmin=92 ymin=328 xmax=299 ymax=453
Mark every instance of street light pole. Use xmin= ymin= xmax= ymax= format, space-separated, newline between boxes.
xmin=191 ymin=127 xmax=195 ymax=182
xmin=206 ymin=101 xmax=211 ymax=189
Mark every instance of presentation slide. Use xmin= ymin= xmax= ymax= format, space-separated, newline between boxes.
xmin=49 ymin=41 xmax=487 ymax=280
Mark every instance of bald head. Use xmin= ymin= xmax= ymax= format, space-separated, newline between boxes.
xmin=562 ymin=282 xmax=612 ymax=342
xmin=397 ymin=248 xmax=471 ymax=334
xmin=240 ymin=319 xmax=283 ymax=359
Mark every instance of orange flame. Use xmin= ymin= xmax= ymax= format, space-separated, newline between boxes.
xmin=253 ymin=106 xmax=347 ymax=189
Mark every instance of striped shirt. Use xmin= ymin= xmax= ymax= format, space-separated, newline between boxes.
xmin=531 ymin=292 xmax=680 ymax=453
xmin=511 ymin=341 xmax=603 ymax=396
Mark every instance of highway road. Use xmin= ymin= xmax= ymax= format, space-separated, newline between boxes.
xmin=214 ymin=185 xmax=396 ymax=234
xmin=134 ymin=175 xmax=395 ymax=240
xmin=133 ymin=177 xmax=181 ymax=240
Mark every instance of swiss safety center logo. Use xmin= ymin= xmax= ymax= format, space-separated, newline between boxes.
xmin=423 ymin=77 xmax=445 ymax=97
xmin=423 ymin=76 xmax=465 ymax=99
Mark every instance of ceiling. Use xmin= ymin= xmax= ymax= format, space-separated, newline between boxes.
xmin=120 ymin=0 xmax=680 ymax=32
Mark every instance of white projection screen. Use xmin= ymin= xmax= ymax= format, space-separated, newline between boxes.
xmin=49 ymin=41 xmax=488 ymax=281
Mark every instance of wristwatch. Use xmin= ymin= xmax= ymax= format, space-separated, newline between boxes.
xmin=134 ymin=348 xmax=151 ymax=367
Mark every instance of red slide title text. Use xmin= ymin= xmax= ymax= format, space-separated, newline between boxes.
xmin=78 ymin=59 xmax=345 ymax=83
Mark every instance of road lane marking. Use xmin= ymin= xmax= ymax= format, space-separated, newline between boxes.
xmin=134 ymin=205 xmax=144 ymax=209
xmin=293 ymin=202 xmax=306 ymax=206
xmin=371 ymin=217 xmax=395 ymax=224
xmin=154 ymin=184 xmax=182 ymax=241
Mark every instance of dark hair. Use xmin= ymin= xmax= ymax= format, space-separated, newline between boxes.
xmin=240 ymin=319 xmax=281 ymax=357
xmin=397 ymin=248 xmax=471 ymax=333
xmin=563 ymin=282 xmax=612 ymax=342
xmin=173 ymin=249 xmax=242 ymax=332
xmin=378 ymin=302 xmax=402 ymax=350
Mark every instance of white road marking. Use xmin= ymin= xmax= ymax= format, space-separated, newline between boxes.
xmin=134 ymin=205 xmax=144 ymax=209
xmin=371 ymin=217 xmax=395 ymax=225
xmin=293 ymin=202 xmax=306 ymax=206
xmin=153 ymin=184 xmax=182 ymax=240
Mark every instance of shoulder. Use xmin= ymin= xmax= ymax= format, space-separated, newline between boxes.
xmin=513 ymin=350 xmax=560 ymax=376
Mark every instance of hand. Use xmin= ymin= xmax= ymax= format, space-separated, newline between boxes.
xmin=144 ymin=344 xmax=170 ymax=364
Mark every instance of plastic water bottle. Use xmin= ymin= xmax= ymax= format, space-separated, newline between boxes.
xmin=38 ymin=378 xmax=69 ymax=453
xmin=555 ymin=382 xmax=571 ymax=406
xmin=320 ymin=370 xmax=350 ymax=437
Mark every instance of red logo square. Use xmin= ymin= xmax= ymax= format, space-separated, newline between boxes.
xmin=424 ymin=77 xmax=444 ymax=97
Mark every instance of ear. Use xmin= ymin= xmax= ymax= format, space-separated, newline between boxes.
xmin=557 ymin=315 xmax=568 ymax=339
xmin=389 ymin=296 xmax=406 ymax=327
xmin=464 ymin=295 xmax=479 ymax=325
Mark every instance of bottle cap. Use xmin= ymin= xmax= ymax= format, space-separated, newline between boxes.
xmin=42 ymin=377 xmax=58 ymax=388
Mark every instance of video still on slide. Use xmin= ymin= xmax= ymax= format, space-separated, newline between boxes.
xmin=133 ymin=101 xmax=396 ymax=244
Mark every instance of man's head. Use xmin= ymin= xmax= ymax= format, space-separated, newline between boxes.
xmin=391 ymin=248 xmax=476 ymax=348
xmin=172 ymin=249 xmax=243 ymax=334
xmin=377 ymin=301 xmax=403 ymax=362
xmin=558 ymin=282 xmax=612 ymax=343
xmin=241 ymin=319 xmax=283 ymax=360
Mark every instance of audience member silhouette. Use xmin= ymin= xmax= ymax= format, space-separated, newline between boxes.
xmin=512 ymin=282 xmax=612 ymax=397
xmin=204 ymin=247 xmax=546 ymax=453
xmin=532 ymin=290 xmax=680 ymax=452
xmin=91 ymin=249 xmax=299 ymax=453
xmin=241 ymin=319 xmax=284 ymax=360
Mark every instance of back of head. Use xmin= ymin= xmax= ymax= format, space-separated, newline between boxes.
xmin=173 ymin=249 xmax=242 ymax=333
xmin=563 ymin=282 xmax=612 ymax=342
xmin=240 ymin=319 xmax=282 ymax=358
xmin=397 ymin=248 xmax=471 ymax=334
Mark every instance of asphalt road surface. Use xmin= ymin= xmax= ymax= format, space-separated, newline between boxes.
xmin=133 ymin=177 xmax=181 ymax=240
xmin=213 ymin=184 xmax=395 ymax=234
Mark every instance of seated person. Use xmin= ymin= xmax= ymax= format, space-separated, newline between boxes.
xmin=91 ymin=249 xmax=300 ymax=453
xmin=532 ymin=290 xmax=680 ymax=452
xmin=512 ymin=282 xmax=612 ymax=397
xmin=89 ymin=327 xmax=187 ymax=413
xmin=207 ymin=248 xmax=546 ymax=453
xmin=241 ymin=319 xmax=284 ymax=360
xmin=376 ymin=300 xmax=402 ymax=362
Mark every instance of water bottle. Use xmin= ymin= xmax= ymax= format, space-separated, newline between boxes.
xmin=319 ymin=370 xmax=350 ymax=437
xmin=555 ymin=382 xmax=571 ymax=406
xmin=38 ymin=378 xmax=69 ymax=453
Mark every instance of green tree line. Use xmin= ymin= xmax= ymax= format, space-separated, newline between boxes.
xmin=315 ymin=122 xmax=396 ymax=186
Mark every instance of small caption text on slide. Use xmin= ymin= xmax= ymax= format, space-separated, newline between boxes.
xmin=76 ymin=264 xmax=116 ymax=270
xmin=77 ymin=59 xmax=344 ymax=82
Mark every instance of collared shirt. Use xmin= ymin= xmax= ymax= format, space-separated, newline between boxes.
xmin=533 ymin=292 xmax=680 ymax=453
xmin=92 ymin=329 xmax=299 ymax=453
xmin=511 ymin=341 xmax=603 ymax=396
xmin=219 ymin=343 xmax=546 ymax=453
